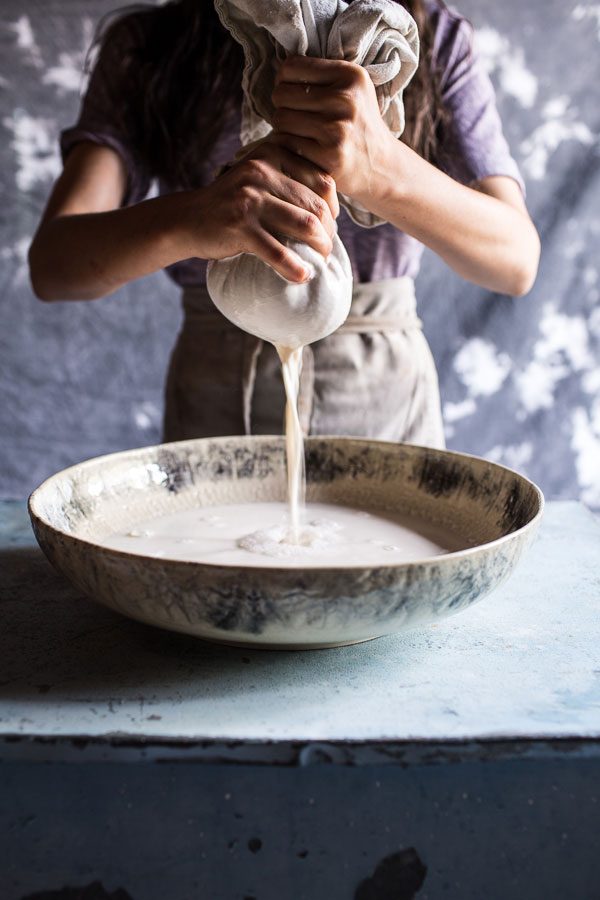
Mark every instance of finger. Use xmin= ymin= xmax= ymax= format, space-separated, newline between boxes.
xmin=260 ymin=141 xmax=339 ymax=220
xmin=276 ymin=55 xmax=353 ymax=86
xmin=275 ymin=133 xmax=324 ymax=171
xmin=272 ymin=174 xmax=336 ymax=239
xmin=275 ymin=151 xmax=340 ymax=219
xmin=248 ymin=229 xmax=313 ymax=283
xmin=261 ymin=196 xmax=333 ymax=258
xmin=272 ymin=81 xmax=345 ymax=114
xmin=233 ymin=136 xmax=273 ymax=164
xmin=273 ymin=108 xmax=330 ymax=144
xmin=239 ymin=146 xmax=339 ymax=222
xmin=255 ymin=153 xmax=336 ymax=236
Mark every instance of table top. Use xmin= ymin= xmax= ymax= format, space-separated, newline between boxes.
xmin=1 ymin=500 xmax=599 ymax=765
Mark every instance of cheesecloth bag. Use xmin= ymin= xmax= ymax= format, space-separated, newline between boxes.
xmin=206 ymin=0 xmax=419 ymax=350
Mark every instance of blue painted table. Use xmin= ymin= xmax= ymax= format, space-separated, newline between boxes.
xmin=1 ymin=500 xmax=599 ymax=900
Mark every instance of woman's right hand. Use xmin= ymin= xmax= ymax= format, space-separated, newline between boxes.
xmin=184 ymin=140 xmax=340 ymax=283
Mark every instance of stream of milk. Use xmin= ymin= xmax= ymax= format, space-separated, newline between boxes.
xmin=103 ymin=343 xmax=454 ymax=566
xmin=277 ymin=345 xmax=305 ymax=543
xmin=103 ymin=317 xmax=454 ymax=565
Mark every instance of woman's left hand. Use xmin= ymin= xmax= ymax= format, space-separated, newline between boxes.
xmin=271 ymin=56 xmax=392 ymax=203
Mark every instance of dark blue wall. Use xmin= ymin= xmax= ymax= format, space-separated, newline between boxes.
xmin=2 ymin=756 xmax=600 ymax=899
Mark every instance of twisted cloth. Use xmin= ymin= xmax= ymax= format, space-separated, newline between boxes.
xmin=213 ymin=0 xmax=420 ymax=227
xmin=207 ymin=0 xmax=420 ymax=352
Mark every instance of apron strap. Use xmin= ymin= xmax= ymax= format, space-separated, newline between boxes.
xmin=181 ymin=278 xmax=420 ymax=437
xmin=241 ymin=336 xmax=264 ymax=436
xmin=298 ymin=345 xmax=315 ymax=436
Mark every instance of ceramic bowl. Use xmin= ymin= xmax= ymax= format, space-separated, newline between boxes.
xmin=29 ymin=436 xmax=543 ymax=649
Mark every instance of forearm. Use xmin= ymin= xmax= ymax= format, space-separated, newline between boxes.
xmin=357 ymin=137 xmax=540 ymax=296
xmin=29 ymin=191 xmax=199 ymax=302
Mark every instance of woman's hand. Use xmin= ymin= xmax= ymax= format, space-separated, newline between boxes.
xmin=238 ymin=137 xmax=340 ymax=220
xmin=272 ymin=56 xmax=392 ymax=205
xmin=187 ymin=140 xmax=339 ymax=283
xmin=29 ymin=140 xmax=341 ymax=301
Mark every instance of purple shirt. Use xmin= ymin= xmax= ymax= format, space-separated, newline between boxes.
xmin=61 ymin=2 xmax=524 ymax=287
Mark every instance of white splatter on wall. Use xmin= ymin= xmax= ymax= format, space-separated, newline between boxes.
xmin=486 ymin=443 xmax=533 ymax=470
xmin=572 ymin=4 xmax=600 ymax=40
xmin=42 ymin=18 xmax=94 ymax=94
xmin=3 ymin=110 xmax=61 ymax=191
xmin=475 ymin=27 xmax=538 ymax=108
xmin=514 ymin=306 xmax=596 ymax=414
xmin=520 ymin=96 xmax=596 ymax=180
xmin=133 ymin=401 xmax=161 ymax=432
xmin=7 ymin=16 xmax=43 ymax=69
xmin=453 ymin=338 xmax=512 ymax=398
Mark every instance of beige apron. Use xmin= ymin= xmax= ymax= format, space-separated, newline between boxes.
xmin=163 ymin=276 xmax=445 ymax=449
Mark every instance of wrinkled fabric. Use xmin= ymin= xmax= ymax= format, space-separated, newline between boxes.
xmin=214 ymin=0 xmax=419 ymax=226
xmin=206 ymin=232 xmax=353 ymax=348
xmin=163 ymin=277 xmax=445 ymax=449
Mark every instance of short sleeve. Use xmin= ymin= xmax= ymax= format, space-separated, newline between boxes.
xmin=434 ymin=15 xmax=525 ymax=195
xmin=60 ymin=16 xmax=151 ymax=206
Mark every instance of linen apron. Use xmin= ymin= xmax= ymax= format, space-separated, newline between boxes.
xmin=163 ymin=276 xmax=445 ymax=449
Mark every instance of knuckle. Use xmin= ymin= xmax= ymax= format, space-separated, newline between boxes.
xmin=328 ymin=120 xmax=348 ymax=143
xmin=339 ymin=87 xmax=357 ymax=107
xmin=243 ymin=157 xmax=268 ymax=180
xmin=302 ymin=211 xmax=320 ymax=234
xmin=340 ymin=119 xmax=353 ymax=138
xmin=345 ymin=99 xmax=360 ymax=123
xmin=318 ymin=172 xmax=336 ymax=194
xmin=350 ymin=63 xmax=369 ymax=85
xmin=238 ymin=183 xmax=256 ymax=202
xmin=310 ymin=195 xmax=327 ymax=220
xmin=233 ymin=184 xmax=257 ymax=220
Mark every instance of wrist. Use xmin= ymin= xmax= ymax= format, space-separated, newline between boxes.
xmin=353 ymin=131 xmax=410 ymax=218
xmin=160 ymin=187 xmax=212 ymax=260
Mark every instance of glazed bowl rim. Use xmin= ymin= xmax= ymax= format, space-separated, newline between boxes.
xmin=28 ymin=434 xmax=545 ymax=574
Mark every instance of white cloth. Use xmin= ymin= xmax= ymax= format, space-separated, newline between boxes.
xmin=207 ymin=232 xmax=353 ymax=350
xmin=214 ymin=0 xmax=420 ymax=227
xmin=207 ymin=0 xmax=419 ymax=350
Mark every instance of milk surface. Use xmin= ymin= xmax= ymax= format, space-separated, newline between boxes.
xmin=103 ymin=501 xmax=451 ymax=568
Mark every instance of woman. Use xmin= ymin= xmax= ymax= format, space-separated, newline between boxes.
xmin=28 ymin=0 xmax=540 ymax=448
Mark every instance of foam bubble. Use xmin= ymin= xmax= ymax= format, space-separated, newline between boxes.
xmin=238 ymin=518 xmax=343 ymax=559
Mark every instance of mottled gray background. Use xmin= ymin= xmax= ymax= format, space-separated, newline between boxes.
xmin=1 ymin=0 xmax=599 ymax=505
